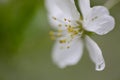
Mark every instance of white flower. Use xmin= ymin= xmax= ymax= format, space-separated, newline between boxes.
xmin=46 ymin=0 xmax=115 ymax=71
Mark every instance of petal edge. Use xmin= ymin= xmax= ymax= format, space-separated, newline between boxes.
xmin=85 ymin=36 xmax=105 ymax=71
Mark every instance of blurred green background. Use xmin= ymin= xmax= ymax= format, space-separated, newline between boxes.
xmin=0 ymin=0 xmax=120 ymax=80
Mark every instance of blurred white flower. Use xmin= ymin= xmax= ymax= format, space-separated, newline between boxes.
xmin=46 ymin=0 xmax=115 ymax=71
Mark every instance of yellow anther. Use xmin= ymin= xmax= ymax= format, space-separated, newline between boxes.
xmin=70 ymin=34 xmax=74 ymax=39
xmin=52 ymin=17 xmax=57 ymax=20
xmin=65 ymin=24 xmax=68 ymax=27
xmin=57 ymin=29 xmax=62 ymax=37
xmin=50 ymin=36 xmax=56 ymax=40
xmin=73 ymin=30 xmax=79 ymax=35
xmin=68 ymin=20 xmax=71 ymax=22
xmin=67 ymin=46 xmax=70 ymax=49
xmin=92 ymin=16 xmax=98 ymax=21
xmin=58 ymin=24 xmax=62 ymax=27
xmin=69 ymin=25 xmax=72 ymax=27
xmin=57 ymin=33 xmax=62 ymax=37
xmin=67 ymin=26 xmax=74 ymax=33
xmin=64 ymin=18 xmax=67 ymax=21
xmin=59 ymin=39 xmax=66 ymax=43
xmin=49 ymin=31 xmax=54 ymax=35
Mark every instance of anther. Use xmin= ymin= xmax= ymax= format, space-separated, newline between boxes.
xmin=67 ymin=46 xmax=70 ymax=49
xmin=67 ymin=26 xmax=74 ymax=32
xmin=52 ymin=17 xmax=57 ymax=20
xmin=64 ymin=18 xmax=67 ymax=21
xmin=58 ymin=24 xmax=62 ymax=27
xmin=68 ymin=20 xmax=71 ymax=22
xmin=92 ymin=16 xmax=98 ymax=21
xmin=59 ymin=39 xmax=66 ymax=43
xmin=50 ymin=36 xmax=56 ymax=40
xmin=65 ymin=24 xmax=68 ymax=27
xmin=49 ymin=31 xmax=55 ymax=36
xmin=73 ymin=30 xmax=79 ymax=35
xmin=57 ymin=33 xmax=62 ymax=37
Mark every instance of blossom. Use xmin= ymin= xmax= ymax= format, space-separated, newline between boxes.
xmin=46 ymin=0 xmax=115 ymax=71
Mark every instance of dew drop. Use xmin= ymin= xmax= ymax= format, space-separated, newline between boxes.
xmin=96 ymin=62 xmax=105 ymax=71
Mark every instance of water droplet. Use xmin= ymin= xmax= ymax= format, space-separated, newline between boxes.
xmin=96 ymin=62 xmax=105 ymax=71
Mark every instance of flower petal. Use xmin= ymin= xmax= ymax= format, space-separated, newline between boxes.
xmin=52 ymin=38 xmax=84 ymax=68
xmin=79 ymin=0 xmax=91 ymax=19
xmin=88 ymin=6 xmax=109 ymax=19
xmin=46 ymin=0 xmax=80 ymax=29
xmin=83 ymin=6 xmax=115 ymax=35
xmin=85 ymin=36 xmax=105 ymax=71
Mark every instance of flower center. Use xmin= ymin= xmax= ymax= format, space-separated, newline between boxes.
xmin=49 ymin=17 xmax=92 ymax=48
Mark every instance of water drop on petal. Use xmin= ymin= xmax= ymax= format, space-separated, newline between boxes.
xmin=96 ymin=62 xmax=105 ymax=71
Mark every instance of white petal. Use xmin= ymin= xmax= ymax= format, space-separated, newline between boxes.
xmin=85 ymin=36 xmax=105 ymax=71
xmin=78 ymin=0 xmax=91 ymax=19
xmin=83 ymin=6 xmax=115 ymax=35
xmin=45 ymin=0 xmax=80 ymax=29
xmin=52 ymin=38 xmax=84 ymax=68
xmin=89 ymin=6 xmax=110 ymax=18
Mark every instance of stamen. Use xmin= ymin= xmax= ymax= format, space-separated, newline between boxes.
xmin=67 ymin=25 xmax=79 ymax=36
xmin=57 ymin=33 xmax=62 ymax=37
xmin=52 ymin=17 xmax=57 ymax=20
xmin=64 ymin=18 xmax=67 ymax=21
xmin=67 ymin=46 xmax=70 ymax=49
xmin=50 ymin=36 xmax=56 ymax=40
xmin=52 ymin=16 xmax=66 ymax=24
xmin=58 ymin=24 xmax=62 ymax=27
xmin=76 ymin=20 xmax=82 ymax=25
xmin=68 ymin=20 xmax=71 ymax=22
xmin=50 ymin=17 xmax=85 ymax=49
xmin=59 ymin=39 xmax=66 ymax=43
xmin=49 ymin=30 xmax=61 ymax=40
xmin=92 ymin=16 xmax=98 ymax=21
xmin=67 ymin=25 xmax=74 ymax=33
xmin=49 ymin=31 xmax=54 ymax=36
xmin=65 ymin=24 xmax=68 ymax=27
xmin=64 ymin=18 xmax=71 ymax=23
